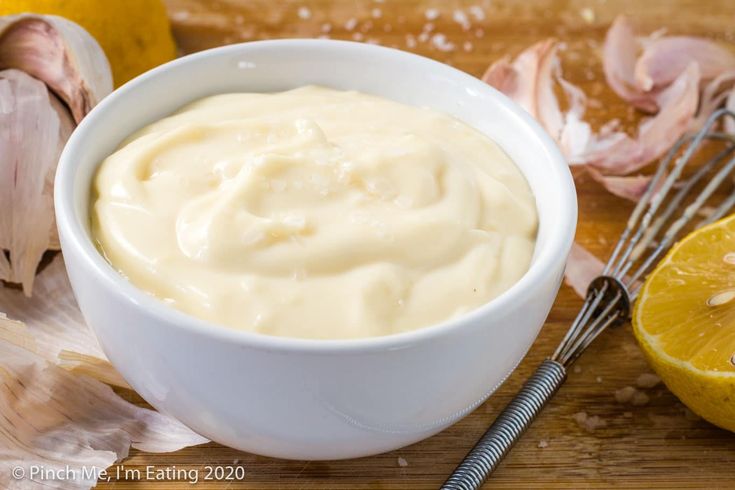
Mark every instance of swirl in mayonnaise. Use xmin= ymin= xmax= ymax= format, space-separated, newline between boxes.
xmin=92 ymin=86 xmax=537 ymax=339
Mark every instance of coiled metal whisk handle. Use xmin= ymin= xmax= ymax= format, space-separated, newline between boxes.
xmin=442 ymin=276 xmax=628 ymax=489
xmin=442 ymin=360 xmax=566 ymax=490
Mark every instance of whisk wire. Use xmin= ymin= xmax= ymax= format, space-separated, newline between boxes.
xmin=443 ymin=108 xmax=735 ymax=490
xmin=559 ymin=108 xmax=735 ymax=366
xmin=629 ymin=144 xmax=729 ymax=267
xmin=608 ymin=112 xmax=728 ymax=280
xmin=551 ymin=283 xmax=607 ymax=361
xmin=627 ymin=152 xmax=735 ymax=293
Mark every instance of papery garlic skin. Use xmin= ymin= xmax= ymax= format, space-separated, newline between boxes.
xmin=0 ymin=69 xmax=61 ymax=295
xmin=0 ymin=14 xmax=112 ymax=295
xmin=0 ymin=307 xmax=207 ymax=490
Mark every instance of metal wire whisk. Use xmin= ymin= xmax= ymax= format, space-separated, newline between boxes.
xmin=442 ymin=108 xmax=735 ymax=490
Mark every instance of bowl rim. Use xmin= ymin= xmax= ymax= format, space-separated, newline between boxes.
xmin=55 ymin=39 xmax=577 ymax=353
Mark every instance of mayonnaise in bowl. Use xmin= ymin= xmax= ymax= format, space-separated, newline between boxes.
xmin=91 ymin=86 xmax=537 ymax=339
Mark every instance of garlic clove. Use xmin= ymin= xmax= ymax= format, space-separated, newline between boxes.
xmin=0 ymin=14 xmax=113 ymax=123
xmin=0 ymin=14 xmax=112 ymax=295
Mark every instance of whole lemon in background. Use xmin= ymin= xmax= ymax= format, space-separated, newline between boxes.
xmin=0 ymin=0 xmax=177 ymax=85
xmin=634 ymin=215 xmax=735 ymax=432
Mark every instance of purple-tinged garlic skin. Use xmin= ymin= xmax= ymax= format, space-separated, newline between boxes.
xmin=0 ymin=14 xmax=111 ymax=296
xmin=0 ymin=69 xmax=61 ymax=296
xmin=46 ymin=92 xmax=75 ymax=250
xmin=0 ymin=306 xmax=207 ymax=486
xmin=0 ymin=14 xmax=112 ymax=123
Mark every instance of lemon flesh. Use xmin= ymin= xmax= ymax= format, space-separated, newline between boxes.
xmin=634 ymin=215 xmax=735 ymax=432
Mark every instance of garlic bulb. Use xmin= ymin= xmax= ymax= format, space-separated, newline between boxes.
xmin=0 ymin=20 xmax=207 ymax=481
xmin=0 ymin=14 xmax=112 ymax=295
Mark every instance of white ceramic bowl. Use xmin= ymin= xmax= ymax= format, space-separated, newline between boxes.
xmin=55 ymin=40 xmax=576 ymax=460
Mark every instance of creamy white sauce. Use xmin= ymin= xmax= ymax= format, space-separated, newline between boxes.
xmin=92 ymin=86 xmax=537 ymax=339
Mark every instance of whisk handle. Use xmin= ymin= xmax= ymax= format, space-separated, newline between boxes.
xmin=442 ymin=359 xmax=567 ymax=490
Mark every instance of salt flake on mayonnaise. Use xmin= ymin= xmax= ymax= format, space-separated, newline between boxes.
xmin=92 ymin=86 xmax=538 ymax=340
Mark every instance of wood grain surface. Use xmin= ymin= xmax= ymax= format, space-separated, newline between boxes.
xmin=97 ymin=0 xmax=735 ymax=488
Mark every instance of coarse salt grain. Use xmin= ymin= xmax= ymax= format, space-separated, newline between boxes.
xmin=463 ymin=41 xmax=473 ymax=52
xmin=469 ymin=5 xmax=486 ymax=21
xmin=452 ymin=9 xmax=471 ymax=30
xmin=431 ymin=33 xmax=455 ymax=52
xmin=345 ymin=18 xmax=357 ymax=30
xmin=586 ymin=415 xmax=607 ymax=431
xmin=321 ymin=23 xmax=332 ymax=33
xmin=635 ymin=373 xmax=661 ymax=389
xmin=372 ymin=8 xmax=382 ymax=18
xmin=405 ymin=34 xmax=417 ymax=48
xmin=572 ymin=411 xmax=587 ymax=424
xmin=537 ymin=440 xmax=549 ymax=448
xmin=397 ymin=457 xmax=409 ymax=467
xmin=425 ymin=8 xmax=440 ymax=21
xmin=615 ymin=386 xmax=636 ymax=403
xmin=297 ymin=6 xmax=311 ymax=20
xmin=572 ymin=411 xmax=607 ymax=432
xmin=580 ymin=7 xmax=595 ymax=23
xmin=615 ymin=385 xmax=650 ymax=406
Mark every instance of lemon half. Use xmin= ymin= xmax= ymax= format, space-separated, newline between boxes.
xmin=634 ymin=215 xmax=735 ymax=431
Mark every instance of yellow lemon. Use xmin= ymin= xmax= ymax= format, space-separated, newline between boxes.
xmin=633 ymin=214 xmax=735 ymax=432
xmin=0 ymin=0 xmax=177 ymax=85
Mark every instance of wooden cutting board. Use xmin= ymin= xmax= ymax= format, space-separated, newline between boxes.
xmin=98 ymin=0 xmax=735 ymax=487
